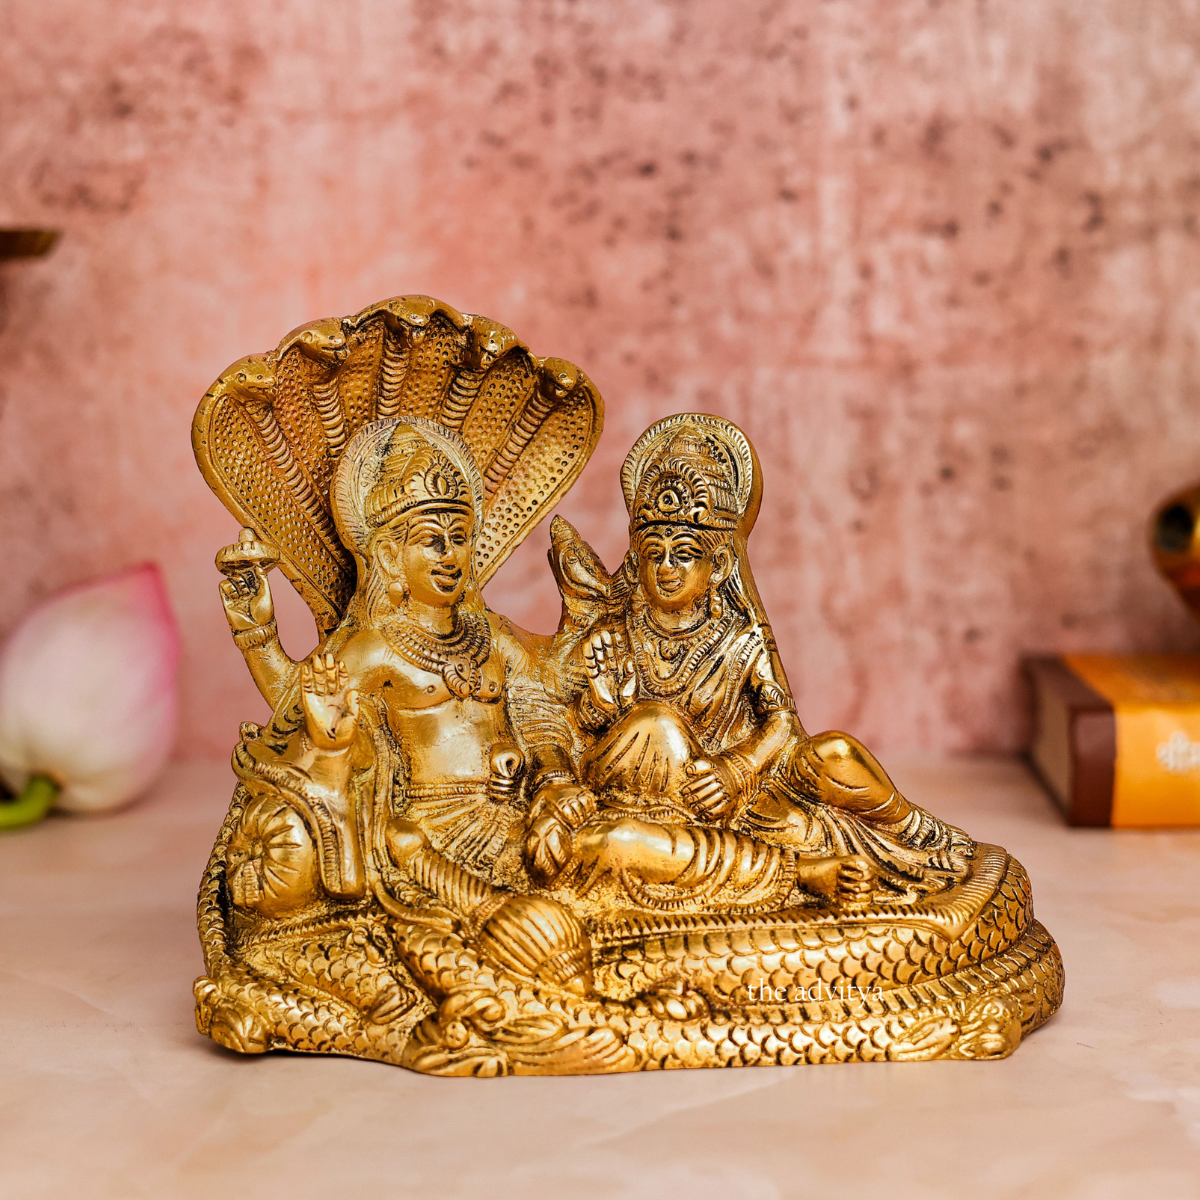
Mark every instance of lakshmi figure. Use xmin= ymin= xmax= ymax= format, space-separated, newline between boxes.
xmin=218 ymin=417 xmax=582 ymax=915
xmin=529 ymin=414 xmax=973 ymax=909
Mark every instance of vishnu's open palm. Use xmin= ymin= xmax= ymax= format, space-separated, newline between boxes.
xmin=301 ymin=652 xmax=360 ymax=751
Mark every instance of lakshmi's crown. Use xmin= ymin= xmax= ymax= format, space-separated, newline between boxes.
xmin=365 ymin=429 xmax=473 ymax=529
xmin=631 ymin=428 xmax=739 ymax=532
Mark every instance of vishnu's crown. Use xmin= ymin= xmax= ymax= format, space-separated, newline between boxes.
xmin=365 ymin=428 xmax=473 ymax=529
xmin=630 ymin=426 xmax=740 ymax=532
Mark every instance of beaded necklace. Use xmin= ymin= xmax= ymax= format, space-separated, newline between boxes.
xmin=385 ymin=608 xmax=491 ymax=699
xmin=630 ymin=599 xmax=732 ymax=698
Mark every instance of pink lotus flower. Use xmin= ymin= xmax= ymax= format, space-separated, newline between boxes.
xmin=0 ymin=564 xmax=180 ymax=828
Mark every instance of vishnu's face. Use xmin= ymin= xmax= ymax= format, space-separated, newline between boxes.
xmin=636 ymin=527 xmax=728 ymax=613
xmin=379 ymin=509 xmax=473 ymax=608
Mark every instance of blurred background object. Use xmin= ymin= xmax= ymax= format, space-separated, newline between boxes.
xmin=1151 ymin=481 xmax=1200 ymax=619
xmin=1025 ymin=652 xmax=1200 ymax=827
xmin=0 ymin=229 xmax=59 ymax=260
xmin=1019 ymin=321 xmax=1200 ymax=831
xmin=2 ymin=0 xmax=1200 ymax=761
xmin=0 ymin=563 xmax=181 ymax=828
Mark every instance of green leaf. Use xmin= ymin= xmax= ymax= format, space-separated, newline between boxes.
xmin=0 ymin=774 xmax=60 ymax=831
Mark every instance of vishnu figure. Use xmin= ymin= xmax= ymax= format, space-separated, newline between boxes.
xmin=528 ymin=414 xmax=973 ymax=909
xmin=216 ymin=418 xmax=581 ymax=917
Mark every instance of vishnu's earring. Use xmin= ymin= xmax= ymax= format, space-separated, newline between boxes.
xmin=709 ymin=581 xmax=724 ymax=621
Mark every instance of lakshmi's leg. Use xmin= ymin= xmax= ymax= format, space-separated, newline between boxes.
xmin=787 ymin=731 xmax=916 ymax=826
xmin=528 ymin=706 xmax=704 ymax=888
xmin=574 ymin=817 xmax=809 ymax=908
xmin=580 ymin=701 xmax=701 ymax=802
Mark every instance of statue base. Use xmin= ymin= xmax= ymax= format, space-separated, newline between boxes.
xmin=196 ymin=789 xmax=1063 ymax=1074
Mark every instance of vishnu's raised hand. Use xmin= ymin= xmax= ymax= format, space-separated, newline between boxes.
xmin=301 ymin=652 xmax=360 ymax=752
xmin=218 ymin=528 xmax=276 ymax=631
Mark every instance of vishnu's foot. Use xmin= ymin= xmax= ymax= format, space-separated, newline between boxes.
xmin=795 ymin=854 xmax=877 ymax=908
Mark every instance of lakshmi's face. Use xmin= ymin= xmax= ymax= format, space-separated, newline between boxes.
xmin=386 ymin=510 xmax=473 ymax=608
xmin=636 ymin=527 xmax=716 ymax=613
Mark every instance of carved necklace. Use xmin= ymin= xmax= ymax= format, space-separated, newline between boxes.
xmin=386 ymin=609 xmax=491 ymax=699
xmin=631 ymin=602 xmax=731 ymax=697
xmin=640 ymin=606 xmax=705 ymax=661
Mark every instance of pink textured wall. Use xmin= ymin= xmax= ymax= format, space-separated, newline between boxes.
xmin=3 ymin=0 xmax=1200 ymax=757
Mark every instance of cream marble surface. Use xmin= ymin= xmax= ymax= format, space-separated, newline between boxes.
xmin=2 ymin=758 xmax=1199 ymax=1200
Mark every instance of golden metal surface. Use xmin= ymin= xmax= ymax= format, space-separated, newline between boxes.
xmin=193 ymin=296 xmax=1062 ymax=1074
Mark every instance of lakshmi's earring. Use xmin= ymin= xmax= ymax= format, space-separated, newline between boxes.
xmin=388 ymin=579 xmax=409 ymax=607
xmin=709 ymin=581 xmax=724 ymax=621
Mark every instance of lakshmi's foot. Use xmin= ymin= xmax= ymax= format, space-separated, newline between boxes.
xmin=794 ymin=854 xmax=877 ymax=908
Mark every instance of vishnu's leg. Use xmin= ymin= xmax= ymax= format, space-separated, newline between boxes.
xmin=575 ymin=815 xmax=796 ymax=891
xmin=575 ymin=817 xmax=695 ymax=883
xmin=577 ymin=818 xmax=877 ymax=909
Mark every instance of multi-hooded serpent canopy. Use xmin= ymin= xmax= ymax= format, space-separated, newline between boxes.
xmin=192 ymin=295 xmax=604 ymax=635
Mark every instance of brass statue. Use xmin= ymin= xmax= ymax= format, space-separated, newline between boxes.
xmin=193 ymin=296 xmax=1063 ymax=1073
